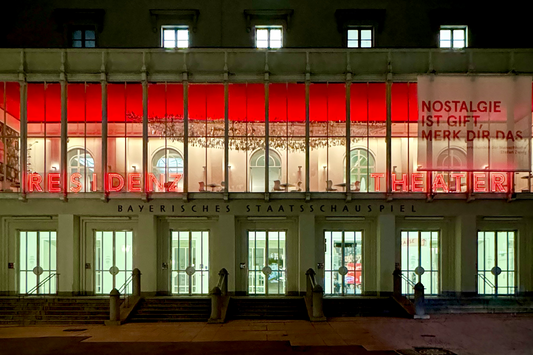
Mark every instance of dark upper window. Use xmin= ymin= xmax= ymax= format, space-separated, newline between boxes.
xmin=71 ymin=27 xmax=96 ymax=48
xmin=347 ymin=27 xmax=373 ymax=48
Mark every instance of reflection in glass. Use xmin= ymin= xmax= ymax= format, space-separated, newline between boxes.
xmin=94 ymin=231 xmax=133 ymax=294
xmin=19 ymin=231 xmax=57 ymax=294
xmin=477 ymin=231 xmax=515 ymax=295
xmin=400 ymin=230 xmax=439 ymax=295
xmin=171 ymin=231 xmax=209 ymax=295
xmin=324 ymin=231 xmax=363 ymax=295
xmin=248 ymin=231 xmax=286 ymax=295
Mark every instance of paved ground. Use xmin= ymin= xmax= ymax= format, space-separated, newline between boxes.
xmin=0 ymin=314 xmax=532 ymax=355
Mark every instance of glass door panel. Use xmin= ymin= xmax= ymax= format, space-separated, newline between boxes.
xmin=324 ymin=231 xmax=363 ymax=295
xmin=401 ymin=230 xmax=439 ymax=295
xmin=19 ymin=231 xmax=57 ymax=294
xmin=94 ymin=231 xmax=133 ymax=294
xmin=248 ymin=231 xmax=286 ymax=295
xmin=170 ymin=231 xmax=209 ymax=295
xmin=478 ymin=231 xmax=515 ymax=295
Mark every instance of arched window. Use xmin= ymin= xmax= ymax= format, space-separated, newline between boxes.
xmin=250 ymin=149 xmax=282 ymax=192
xmin=345 ymin=148 xmax=375 ymax=192
xmin=68 ymin=148 xmax=95 ymax=192
xmin=436 ymin=147 xmax=467 ymax=170
xmin=436 ymin=148 xmax=467 ymax=192
xmin=151 ymin=148 xmax=184 ymax=190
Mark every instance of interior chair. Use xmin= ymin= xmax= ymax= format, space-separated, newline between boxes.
xmin=198 ymin=181 xmax=206 ymax=192
xmin=326 ymin=180 xmax=337 ymax=191
xmin=273 ymin=180 xmax=283 ymax=191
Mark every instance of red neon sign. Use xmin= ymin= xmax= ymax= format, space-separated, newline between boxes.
xmin=25 ymin=172 xmax=509 ymax=193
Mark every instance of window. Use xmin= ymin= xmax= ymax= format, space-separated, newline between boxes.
xmin=250 ymin=149 xmax=282 ymax=192
xmin=71 ymin=27 xmax=96 ymax=48
xmin=347 ymin=27 xmax=373 ymax=48
xmin=346 ymin=148 xmax=376 ymax=192
xmin=171 ymin=231 xmax=209 ymax=295
xmin=68 ymin=148 xmax=95 ymax=192
xmin=401 ymin=231 xmax=440 ymax=295
xmin=478 ymin=231 xmax=516 ymax=295
xmin=255 ymin=26 xmax=282 ymax=49
xmin=162 ymin=26 xmax=189 ymax=48
xmin=151 ymin=148 xmax=184 ymax=191
xmin=324 ymin=231 xmax=363 ymax=295
xmin=439 ymin=26 xmax=467 ymax=49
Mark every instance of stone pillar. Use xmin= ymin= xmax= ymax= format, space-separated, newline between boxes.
xmin=214 ymin=215 xmax=235 ymax=293
xmin=57 ymin=214 xmax=79 ymax=295
xmin=377 ymin=214 xmax=395 ymax=295
xmin=299 ymin=214 xmax=315 ymax=293
xmin=455 ymin=215 xmax=477 ymax=296
xmin=136 ymin=214 xmax=157 ymax=295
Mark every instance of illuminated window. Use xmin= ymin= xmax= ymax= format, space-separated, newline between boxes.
xmin=68 ymin=148 xmax=95 ymax=192
xmin=478 ymin=231 xmax=516 ymax=295
xmin=346 ymin=148 xmax=375 ymax=192
xmin=162 ymin=26 xmax=189 ymax=48
xmin=250 ymin=149 xmax=282 ymax=192
xmin=151 ymin=148 xmax=184 ymax=191
xmin=255 ymin=26 xmax=283 ymax=49
xmin=439 ymin=26 xmax=467 ymax=49
xmin=401 ymin=230 xmax=440 ymax=296
xmin=347 ymin=27 xmax=373 ymax=48
xmin=71 ymin=27 xmax=96 ymax=48
xmin=324 ymin=231 xmax=363 ymax=296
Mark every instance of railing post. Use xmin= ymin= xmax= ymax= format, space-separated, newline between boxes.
xmin=393 ymin=263 xmax=402 ymax=297
xmin=108 ymin=288 xmax=121 ymax=325
xmin=305 ymin=268 xmax=315 ymax=298
xmin=133 ymin=268 xmax=141 ymax=297
xmin=312 ymin=284 xmax=325 ymax=319
xmin=414 ymin=282 xmax=429 ymax=319
xmin=219 ymin=268 xmax=228 ymax=295
xmin=209 ymin=286 xmax=222 ymax=323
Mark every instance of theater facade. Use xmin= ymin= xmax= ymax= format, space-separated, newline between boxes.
xmin=0 ymin=48 xmax=532 ymax=301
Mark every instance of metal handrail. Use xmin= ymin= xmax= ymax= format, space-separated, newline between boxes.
xmin=215 ymin=268 xmax=228 ymax=295
xmin=400 ymin=273 xmax=416 ymax=288
xmin=26 ymin=273 xmax=58 ymax=295
xmin=117 ymin=273 xmax=134 ymax=307
xmin=477 ymin=273 xmax=496 ymax=290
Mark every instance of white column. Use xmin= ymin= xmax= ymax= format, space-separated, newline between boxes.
xmin=299 ymin=214 xmax=315 ymax=294
xmin=455 ymin=215 xmax=477 ymax=295
xmin=57 ymin=214 xmax=79 ymax=295
xmin=377 ymin=214 xmax=395 ymax=294
xmin=136 ymin=214 xmax=157 ymax=294
xmin=213 ymin=214 xmax=236 ymax=292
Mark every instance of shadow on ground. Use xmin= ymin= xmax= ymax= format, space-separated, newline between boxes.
xmin=0 ymin=338 xmax=397 ymax=355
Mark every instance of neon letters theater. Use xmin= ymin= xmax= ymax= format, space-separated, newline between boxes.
xmin=1 ymin=50 xmax=533 ymax=310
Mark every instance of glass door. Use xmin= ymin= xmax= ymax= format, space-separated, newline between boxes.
xmin=19 ymin=231 xmax=57 ymax=294
xmin=478 ymin=231 xmax=516 ymax=295
xmin=401 ymin=231 xmax=439 ymax=295
xmin=324 ymin=231 xmax=363 ymax=295
xmin=170 ymin=231 xmax=209 ymax=295
xmin=94 ymin=231 xmax=133 ymax=294
xmin=248 ymin=231 xmax=286 ymax=295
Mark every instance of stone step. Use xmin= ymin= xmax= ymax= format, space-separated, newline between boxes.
xmin=130 ymin=317 xmax=208 ymax=323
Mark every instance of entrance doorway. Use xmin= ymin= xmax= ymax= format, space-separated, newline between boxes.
xmin=477 ymin=231 xmax=516 ymax=295
xmin=400 ymin=230 xmax=439 ymax=295
xmin=94 ymin=231 xmax=133 ymax=294
xmin=19 ymin=231 xmax=57 ymax=294
xmin=170 ymin=231 xmax=209 ymax=295
xmin=248 ymin=231 xmax=286 ymax=295
xmin=324 ymin=231 xmax=363 ymax=295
